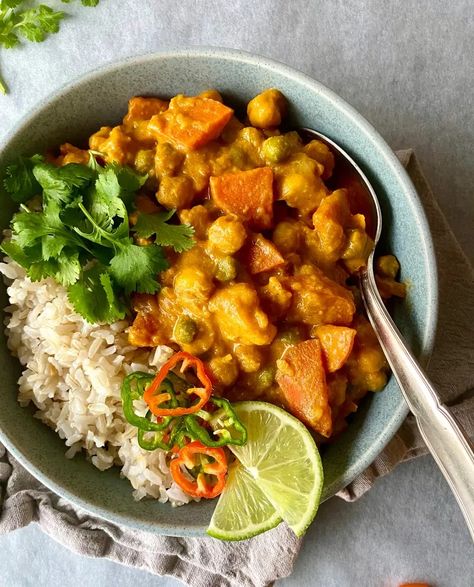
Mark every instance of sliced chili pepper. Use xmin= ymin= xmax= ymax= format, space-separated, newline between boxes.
xmin=170 ymin=441 xmax=227 ymax=499
xmin=144 ymin=352 xmax=212 ymax=417
xmin=137 ymin=411 xmax=175 ymax=451
xmin=183 ymin=397 xmax=248 ymax=447
xmin=121 ymin=372 xmax=176 ymax=431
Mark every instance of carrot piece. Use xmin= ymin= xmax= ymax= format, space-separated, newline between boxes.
xmin=399 ymin=584 xmax=431 ymax=587
xmin=123 ymin=97 xmax=168 ymax=124
xmin=315 ymin=325 xmax=356 ymax=372
xmin=210 ymin=167 xmax=274 ymax=230
xmin=148 ymin=95 xmax=233 ymax=151
xmin=242 ymin=233 xmax=285 ymax=275
xmin=276 ymin=339 xmax=332 ymax=437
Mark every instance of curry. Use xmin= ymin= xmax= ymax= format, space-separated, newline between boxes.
xmin=56 ymin=88 xmax=405 ymax=439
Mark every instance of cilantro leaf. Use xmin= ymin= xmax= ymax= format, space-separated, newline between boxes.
xmin=2 ymin=156 xmax=184 ymax=324
xmin=61 ymin=0 xmax=100 ymax=5
xmin=109 ymin=244 xmax=168 ymax=294
xmin=3 ymin=154 xmax=43 ymax=202
xmin=134 ymin=210 xmax=195 ymax=253
xmin=15 ymin=5 xmax=64 ymax=43
xmin=33 ymin=162 xmax=95 ymax=205
xmin=67 ymin=264 xmax=125 ymax=325
xmin=27 ymin=247 xmax=81 ymax=286
xmin=88 ymin=167 xmax=128 ymax=231
xmin=1 ymin=239 xmax=42 ymax=268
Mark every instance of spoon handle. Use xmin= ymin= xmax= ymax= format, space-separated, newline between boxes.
xmin=360 ymin=268 xmax=474 ymax=542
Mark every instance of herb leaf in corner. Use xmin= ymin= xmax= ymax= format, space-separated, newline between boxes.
xmin=134 ymin=210 xmax=195 ymax=253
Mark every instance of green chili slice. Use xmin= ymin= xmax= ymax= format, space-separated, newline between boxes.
xmin=121 ymin=372 xmax=176 ymax=432
xmin=183 ymin=397 xmax=247 ymax=447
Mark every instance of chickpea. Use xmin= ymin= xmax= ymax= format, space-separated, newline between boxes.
xmin=173 ymin=315 xmax=198 ymax=344
xmin=199 ymin=89 xmax=223 ymax=102
xmin=208 ymin=354 xmax=239 ymax=387
xmin=303 ymin=140 xmax=335 ymax=179
xmin=272 ymin=220 xmax=303 ymax=254
xmin=238 ymin=126 xmax=266 ymax=149
xmin=234 ymin=345 xmax=263 ymax=373
xmin=358 ymin=346 xmax=386 ymax=374
xmin=156 ymin=176 xmax=195 ymax=210
xmin=178 ymin=205 xmax=211 ymax=240
xmin=154 ymin=142 xmax=184 ymax=179
xmin=364 ymin=370 xmax=388 ymax=392
xmin=174 ymin=267 xmax=214 ymax=301
xmin=247 ymin=89 xmax=287 ymax=129
xmin=208 ymin=215 xmax=247 ymax=254
xmin=214 ymin=256 xmax=238 ymax=282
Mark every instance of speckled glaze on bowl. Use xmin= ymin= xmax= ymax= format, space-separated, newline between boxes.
xmin=0 ymin=48 xmax=438 ymax=536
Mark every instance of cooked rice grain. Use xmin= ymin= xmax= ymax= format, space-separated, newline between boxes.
xmin=0 ymin=259 xmax=192 ymax=506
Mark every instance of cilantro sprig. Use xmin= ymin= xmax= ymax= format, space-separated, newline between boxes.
xmin=0 ymin=0 xmax=99 ymax=94
xmin=1 ymin=154 xmax=195 ymax=323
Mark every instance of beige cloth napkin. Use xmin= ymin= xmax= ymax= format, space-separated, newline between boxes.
xmin=0 ymin=151 xmax=473 ymax=586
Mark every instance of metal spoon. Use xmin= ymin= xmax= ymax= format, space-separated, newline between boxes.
xmin=300 ymin=128 xmax=474 ymax=541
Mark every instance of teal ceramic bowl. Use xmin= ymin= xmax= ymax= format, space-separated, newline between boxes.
xmin=0 ymin=49 xmax=438 ymax=536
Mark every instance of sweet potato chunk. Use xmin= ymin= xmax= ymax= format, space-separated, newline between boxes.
xmin=315 ymin=325 xmax=356 ymax=372
xmin=210 ymin=167 xmax=274 ymax=229
xmin=242 ymin=233 xmax=285 ymax=275
xmin=276 ymin=339 xmax=332 ymax=437
xmin=148 ymin=95 xmax=233 ymax=151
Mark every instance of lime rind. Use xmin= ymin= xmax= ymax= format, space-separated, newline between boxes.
xmin=207 ymin=401 xmax=323 ymax=541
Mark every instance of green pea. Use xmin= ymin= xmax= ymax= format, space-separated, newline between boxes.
xmin=228 ymin=145 xmax=247 ymax=168
xmin=215 ymin=256 xmax=238 ymax=282
xmin=277 ymin=327 xmax=302 ymax=347
xmin=256 ymin=365 xmax=276 ymax=391
xmin=134 ymin=149 xmax=155 ymax=174
xmin=261 ymin=135 xmax=293 ymax=164
xmin=173 ymin=315 xmax=198 ymax=344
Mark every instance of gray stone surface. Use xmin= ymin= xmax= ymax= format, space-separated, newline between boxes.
xmin=0 ymin=0 xmax=473 ymax=585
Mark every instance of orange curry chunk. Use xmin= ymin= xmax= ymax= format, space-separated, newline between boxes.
xmin=210 ymin=167 xmax=274 ymax=230
xmin=123 ymin=96 xmax=168 ymax=125
xmin=285 ymin=265 xmax=356 ymax=326
xmin=315 ymin=325 xmax=357 ymax=372
xmin=148 ymin=95 xmax=233 ymax=151
xmin=276 ymin=339 xmax=332 ymax=437
xmin=242 ymin=233 xmax=285 ymax=275
xmin=208 ymin=283 xmax=276 ymax=346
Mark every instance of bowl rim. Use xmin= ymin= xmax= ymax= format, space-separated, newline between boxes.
xmin=0 ymin=47 xmax=439 ymax=534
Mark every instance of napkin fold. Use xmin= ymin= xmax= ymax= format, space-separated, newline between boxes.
xmin=0 ymin=151 xmax=473 ymax=586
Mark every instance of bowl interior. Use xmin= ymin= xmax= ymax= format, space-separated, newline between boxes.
xmin=0 ymin=49 xmax=437 ymax=536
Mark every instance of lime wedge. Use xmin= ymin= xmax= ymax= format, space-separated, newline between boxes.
xmin=207 ymin=401 xmax=323 ymax=540
xmin=207 ymin=460 xmax=282 ymax=541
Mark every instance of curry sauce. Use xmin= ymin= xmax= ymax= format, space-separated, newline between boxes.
xmin=56 ymin=88 xmax=406 ymax=439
